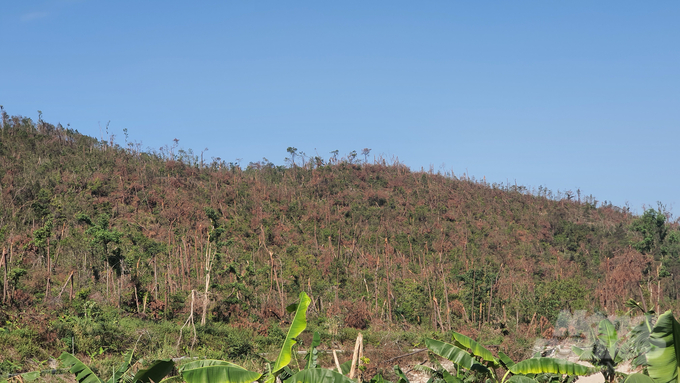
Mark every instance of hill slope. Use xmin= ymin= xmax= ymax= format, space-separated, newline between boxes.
xmin=1 ymin=110 xmax=679 ymax=372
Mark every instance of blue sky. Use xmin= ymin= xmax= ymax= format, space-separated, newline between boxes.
xmin=1 ymin=1 xmax=678 ymax=215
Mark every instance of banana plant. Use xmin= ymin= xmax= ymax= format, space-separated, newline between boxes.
xmin=571 ymin=318 xmax=624 ymax=382
xmin=303 ymin=332 xmax=321 ymax=369
xmin=425 ymin=338 xmax=490 ymax=382
xmin=646 ymin=310 xmax=680 ymax=383
xmin=626 ymin=299 xmax=656 ymax=369
xmin=451 ymin=331 xmax=500 ymax=369
xmin=59 ymin=350 xmax=174 ymax=383
xmin=180 ymin=291 xmax=311 ymax=383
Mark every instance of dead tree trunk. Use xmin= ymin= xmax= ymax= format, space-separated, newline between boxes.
xmin=201 ymin=232 xmax=214 ymax=326
xmin=2 ymin=248 xmax=7 ymax=303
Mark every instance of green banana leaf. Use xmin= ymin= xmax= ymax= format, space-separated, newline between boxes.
xmin=340 ymin=360 xmax=352 ymax=375
xmin=647 ymin=310 xmax=680 ymax=383
xmin=288 ymin=368 xmax=356 ymax=383
xmin=632 ymin=313 xmax=655 ymax=368
xmin=59 ymin=352 xmax=104 ymax=383
xmin=278 ymin=366 xmax=296 ymax=381
xmin=394 ymin=365 xmax=410 ymax=383
xmin=498 ymin=351 xmax=515 ymax=369
xmin=425 ymin=339 xmax=476 ymax=370
xmin=452 ymin=332 xmax=499 ymax=367
xmin=304 ymin=332 xmax=321 ymax=369
xmin=597 ymin=319 xmax=618 ymax=361
xmin=180 ymin=360 xmax=247 ymax=372
xmin=131 ymin=359 xmax=174 ymax=383
xmin=507 ymin=375 xmax=538 ymax=383
xmin=182 ymin=364 xmax=262 ymax=383
xmin=107 ymin=350 xmax=134 ymax=383
xmin=440 ymin=368 xmax=463 ymax=383
xmin=158 ymin=377 xmax=185 ymax=383
xmin=624 ymin=374 xmax=656 ymax=383
xmin=509 ymin=358 xmax=596 ymax=376
xmin=269 ymin=291 xmax=312 ymax=378
xmin=22 ymin=372 xmax=40 ymax=381
xmin=571 ymin=346 xmax=595 ymax=362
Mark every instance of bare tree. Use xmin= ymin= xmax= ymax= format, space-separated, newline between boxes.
xmin=361 ymin=148 xmax=371 ymax=163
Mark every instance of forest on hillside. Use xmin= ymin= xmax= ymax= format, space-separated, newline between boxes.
xmin=1 ymin=108 xmax=679 ymax=379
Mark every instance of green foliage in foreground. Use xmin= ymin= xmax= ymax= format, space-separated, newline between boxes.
xmin=572 ymin=318 xmax=625 ymax=382
xmin=288 ymin=368 xmax=356 ymax=383
xmin=647 ymin=310 xmax=680 ymax=383
xmin=59 ymin=349 xmax=173 ymax=383
xmin=180 ymin=291 xmax=311 ymax=383
xmin=11 ymin=305 xmax=680 ymax=383
xmin=508 ymin=358 xmax=596 ymax=376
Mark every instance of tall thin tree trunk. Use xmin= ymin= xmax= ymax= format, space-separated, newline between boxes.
xmin=201 ymin=232 xmax=213 ymax=326
xmin=384 ymin=238 xmax=392 ymax=323
xmin=154 ymin=255 xmax=158 ymax=301
xmin=45 ymin=238 xmax=51 ymax=302
xmin=201 ymin=267 xmax=210 ymax=325
xmin=2 ymin=248 xmax=7 ymax=304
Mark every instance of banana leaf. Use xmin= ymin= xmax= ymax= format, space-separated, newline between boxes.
xmin=507 ymin=375 xmax=538 ymax=383
xmin=131 ymin=359 xmax=174 ymax=383
xmin=452 ymin=332 xmax=499 ymax=367
xmin=180 ymin=360 xmax=247 ymax=372
xmin=624 ymin=374 xmax=656 ymax=383
xmin=597 ymin=319 xmax=619 ymax=362
xmin=441 ymin=369 xmax=463 ymax=383
xmin=304 ymin=332 xmax=321 ymax=369
xmin=498 ymin=351 xmax=515 ymax=369
xmin=278 ymin=366 xmax=296 ymax=381
xmin=21 ymin=372 xmax=40 ymax=381
xmin=107 ymin=350 xmax=134 ymax=383
xmin=571 ymin=346 xmax=595 ymax=362
xmin=631 ymin=313 xmax=655 ymax=368
xmin=647 ymin=310 xmax=680 ymax=383
xmin=269 ymin=291 xmax=312 ymax=380
xmin=288 ymin=368 xmax=356 ymax=383
xmin=182 ymin=364 xmax=262 ymax=383
xmin=340 ymin=360 xmax=352 ymax=375
xmin=509 ymin=358 xmax=596 ymax=376
xmin=394 ymin=365 xmax=410 ymax=383
xmin=425 ymin=339 xmax=475 ymax=370
xmin=59 ymin=352 xmax=104 ymax=383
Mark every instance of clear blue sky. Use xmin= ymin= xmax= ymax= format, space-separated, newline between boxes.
xmin=2 ymin=1 xmax=678 ymax=215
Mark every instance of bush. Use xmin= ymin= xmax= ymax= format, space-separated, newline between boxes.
xmin=342 ymin=300 xmax=370 ymax=329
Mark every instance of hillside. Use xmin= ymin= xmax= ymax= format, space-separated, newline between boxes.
xmin=1 ymin=109 xmax=679 ymax=376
